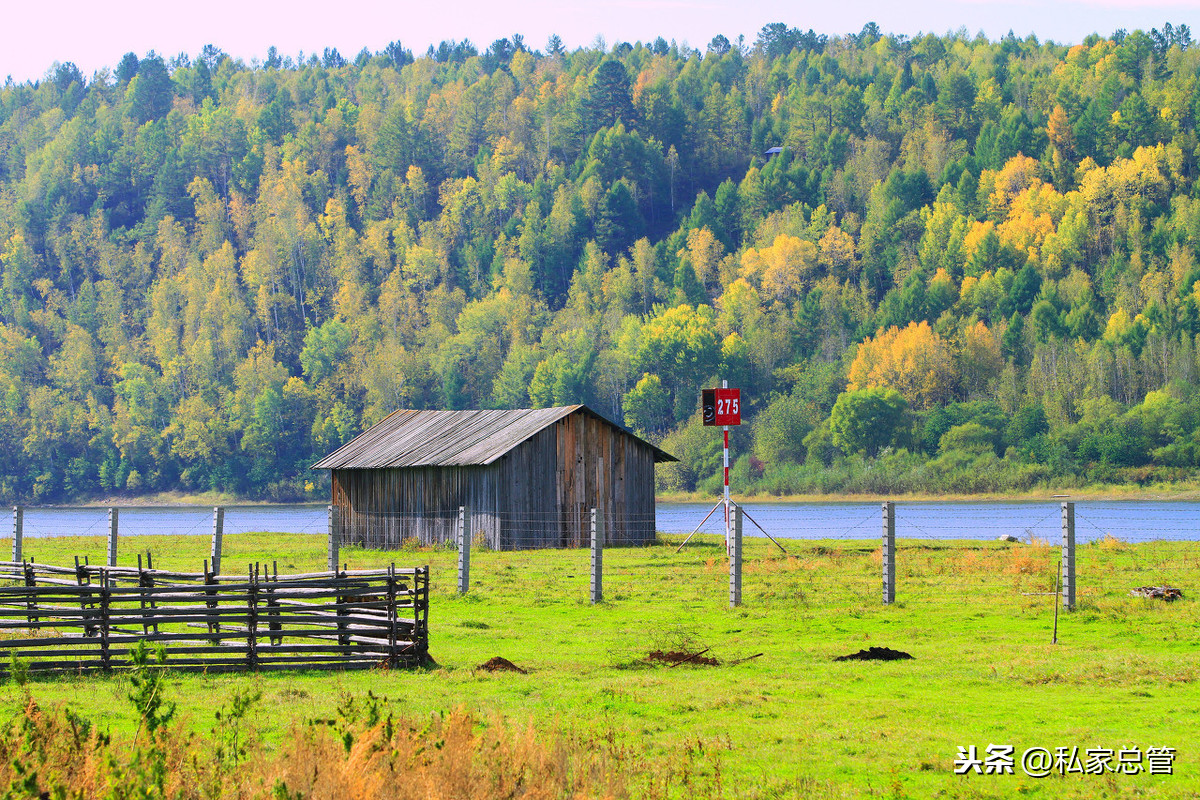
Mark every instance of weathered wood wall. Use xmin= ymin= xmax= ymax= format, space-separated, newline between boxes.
xmin=333 ymin=465 xmax=501 ymax=548
xmin=494 ymin=426 xmax=561 ymax=548
xmin=554 ymin=410 xmax=656 ymax=547
xmin=333 ymin=409 xmax=659 ymax=550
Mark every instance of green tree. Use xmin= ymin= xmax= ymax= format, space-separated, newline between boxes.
xmin=623 ymin=373 xmax=672 ymax=434
xmin=586 ymin=60 xmax=635 ymax=129
xmin=752 ymin=389 xmax=816 ymax=465
xmin=299 ymin=320 xmax=354 ymax=383
xmin=127 ymin=53 xmax=174 ymax=123
xmin=116 ymin=52 xmax=140 ymax=84
xmin=829 ymin=387 xmax=908 ymax=457
xmin=595 ymin=181 xmax=643 ymax=255
xmin=633 ymin=304 xmax=720 ymax=421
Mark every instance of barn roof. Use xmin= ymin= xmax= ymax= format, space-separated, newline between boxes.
xmin=311 ymin=405 xmax=676 ymax=469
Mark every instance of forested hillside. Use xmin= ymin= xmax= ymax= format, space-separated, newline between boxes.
xmin=3 ymin=23 xmax=1200 ymax=502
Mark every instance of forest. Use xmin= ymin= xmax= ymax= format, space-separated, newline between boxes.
xmin=2 ymin=22 xmax=1200 ymax=502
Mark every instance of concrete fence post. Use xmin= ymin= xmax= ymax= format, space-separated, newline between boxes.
xmin=11 ymin=506 xmax=22 ymax=563
xmin=590 ymin=507 xmax=604 ymax=604
xmin=327 ymin=505 xmax=340 ymax=573
xmin=729 ymin=505 xmax=743 ymax=608
xmin=1061 ymin=502 xmax=1075 ymax=611
xmin=882 ymin=501 xmax=896 ymax=605
xmin=107 ymin=508 xmax=119 ymax=567
xmin=210 ymin=506 xmax=224 ymax=576
xmin=458 ymin=506 xmax=470 ymax=594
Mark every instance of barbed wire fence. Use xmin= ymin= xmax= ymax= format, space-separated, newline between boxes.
xmin=5 ymin=502 xmax=1198 ymax=612
xmin=1073 ymin=503 xmax=1200 ymax=606
xmin=658 ymin=502 xmax=883 ymax=605
xmin=5 ymin=505 xmax=330 ymax=574
xmin=657 ymin=500 xmax=1198 ymax=611
xmin=889 ymin=503 xmax=1062 ymax=608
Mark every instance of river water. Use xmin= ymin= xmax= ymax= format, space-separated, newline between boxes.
xmin=7 ymin=500 xmax=1199 ymax=544
xmin=656 ymin=500 xmax=1200 ymax=544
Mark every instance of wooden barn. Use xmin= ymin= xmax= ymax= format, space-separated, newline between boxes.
xmin=311 ymin=405 xmax=676 ymax=550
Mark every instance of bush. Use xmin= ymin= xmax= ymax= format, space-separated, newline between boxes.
xmin=938 ymin=422 xmax=1000 ymax=456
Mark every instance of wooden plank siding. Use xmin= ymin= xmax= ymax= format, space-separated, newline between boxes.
xmin=332 ymin=409 xmax=662 ymax=550
xmin=333 ymin=466 xmax=500 ymax=548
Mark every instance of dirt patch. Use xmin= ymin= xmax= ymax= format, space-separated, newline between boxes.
xmin=834 ymin=646 xmax=914 ymax=662
xmin=476 ymin=656 xmax=528 ymax=673
xmin=645 ymin=649 xmax=720 ymax=667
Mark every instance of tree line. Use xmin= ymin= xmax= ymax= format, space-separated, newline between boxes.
xmin=1 ymin=21 xmax=1199 ymax=502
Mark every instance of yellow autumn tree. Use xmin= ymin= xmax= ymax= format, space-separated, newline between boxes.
xmin=740 ymin=234 xmax=818 ymax=301
xmin=961 ymin=220 xmax=996 ymax=267
xmin=1047 ymin=104 xmax=1075 ymax=184
xmin=678 ymin=227 xmax=725 ymax=293
xmin=1079 ymin=145 xmax=1169 ymax=222
xmin=985 ymin=154 xmax=1043 ymax=220
xmin=847 ymin=321 xmax=957 ymax=408
xmin=1047 ymin=105 xmax=1075 ymax=158
xmin=817 ymin=225 xmax=858 ymax=280
xmin=958 ymin=320 xmax=1004 ymax=396
xmin=998 ymin=182 xmax=1064 ymax=258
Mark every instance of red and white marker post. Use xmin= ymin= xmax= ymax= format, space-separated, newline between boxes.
xmin=702 ymin=382 xmax=741 ymax=552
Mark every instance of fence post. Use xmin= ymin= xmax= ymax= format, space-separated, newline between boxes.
xmin=882 ymin=500 xmax=896 ymax=605
xmin=107 ymin=508 xmax=118 ymax=568
xmin=458 ymin=506 xmax=470 ymax=594
xmin=203 ymin=561 xmax=220 ymax=644
xmin=99 ymin=570 xmax=111 ymax=671
xmin=22 ymin=562 xmax=37 ymax=623
xmin=1061 ymin=501 xmax=1075 ymax=611
xmin=11 ymin=506 xmax=21 ymax=564
xmin=327 ymin=505 xmax=339 ymax=573
xmin=247 ymin=564 xmax=259 ymax=669
xmin=729 ymin=505 xmax=742 ymax=608
xmin=591 ymin=507 xmax=604 ymax=604
xmin=210 ymin=506 xmax=224 ymax=576
xmin=386 ymin=564 xmax=398 ymax=663
xmin=417 ymin=566 xmax=430 ymax=662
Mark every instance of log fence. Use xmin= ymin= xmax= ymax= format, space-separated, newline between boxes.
xmin=0 ymin=560 xmax=428 ymax=676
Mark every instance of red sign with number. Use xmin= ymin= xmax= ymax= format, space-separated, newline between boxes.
xmin=702 ymin=388 xmax=741 ymax=426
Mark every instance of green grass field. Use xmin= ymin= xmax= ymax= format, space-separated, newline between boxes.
xmin=2 ymin=530 xmax=1198 ymax=798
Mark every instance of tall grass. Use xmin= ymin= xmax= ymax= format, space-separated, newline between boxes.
xmin=0 ymin=686 xmax=778 ymax=799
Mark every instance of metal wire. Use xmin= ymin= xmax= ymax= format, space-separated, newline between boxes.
xmin=4 ymin=502 xmax=1197 ymax=607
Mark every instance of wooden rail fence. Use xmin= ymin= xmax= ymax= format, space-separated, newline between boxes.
xmin=0 ymin=560 xmax=429 ymax=675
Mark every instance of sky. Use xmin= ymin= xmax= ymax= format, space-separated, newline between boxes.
xmin=4 ymin=0 xmax=1197 ymax=84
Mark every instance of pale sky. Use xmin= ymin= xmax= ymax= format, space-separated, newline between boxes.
xmin=4 ymin=0 xmax=1197 ymax=84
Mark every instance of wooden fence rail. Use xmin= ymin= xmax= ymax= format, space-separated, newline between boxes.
xmin=0 ymin=560 xmax=428 ymax=675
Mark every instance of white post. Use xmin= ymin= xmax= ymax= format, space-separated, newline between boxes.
xmin=11 ymin=506 xmax=22 ymax=563
xmin=327 ymin=505 xmax=340 ymax=573
xmin=107 ymin=508 xmax=118 ymax=567
xmin=729 ymin=504 xmax=742 ymax=607
xmin=1061 ymin=502 xmax=1075 ymax=611
xmin=210 ymin=506 xmax=224 ymax=576
xmin=591 ymin=507 xmax=604 ymax=604
xmin=458 ymin=506 xmax=470 ymax=594
xmin=882 ymin=501 xmax=895 ymax=604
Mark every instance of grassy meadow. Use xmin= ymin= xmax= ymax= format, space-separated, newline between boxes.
xmin=1 ymin=529 xmax=1198 ymax=798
